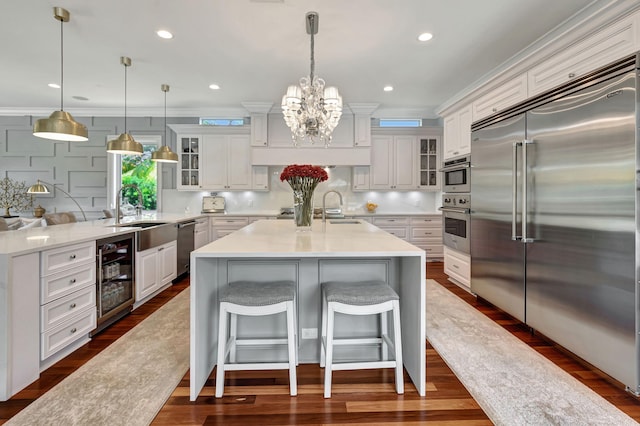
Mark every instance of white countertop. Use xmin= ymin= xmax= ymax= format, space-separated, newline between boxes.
xmin=0 ymin=212 xmax=207 ymax=256
xmin=193 ymin=219 xmax=424 ymax=258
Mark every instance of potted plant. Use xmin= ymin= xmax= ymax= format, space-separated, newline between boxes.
xmin=0 ymin=177 xmax=34 ymax=218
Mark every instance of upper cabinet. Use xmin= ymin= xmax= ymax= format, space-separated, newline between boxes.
xmin=472 ymin=74 xmax=527 ymax=122
xmin=418 ymin=137 xmax=440 ymax=190
xmin=528 ymin=12 xmax=638 ymax=97
xmin=370 ymin=135 xmax=417 ymax=190
xmin=443 ymin=105 xmax=472 ymax=160
xmin=171 ymin=125 xmax=268 ymax=191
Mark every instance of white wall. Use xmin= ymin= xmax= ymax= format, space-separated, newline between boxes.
xmin=162 ymin=166 xmax=441 ymax=215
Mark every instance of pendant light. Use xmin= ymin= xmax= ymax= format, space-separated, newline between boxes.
xmin=33 ymin=7 xmax=88 ymax=142
xmin=107 ymin=57 xmax=143 ymax=155
xmin=151 ymin=84 xmax=178 ymax=163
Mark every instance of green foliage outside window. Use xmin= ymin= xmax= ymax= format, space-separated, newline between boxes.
xmin=121 ymin=145 xmax=157 ymax=210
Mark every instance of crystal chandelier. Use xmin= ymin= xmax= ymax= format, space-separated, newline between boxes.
xmin=282 ymin=12 xmax=342 ymax=147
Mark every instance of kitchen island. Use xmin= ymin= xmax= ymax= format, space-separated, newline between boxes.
xmin=190 ymin=219 xmax=426 ymax=399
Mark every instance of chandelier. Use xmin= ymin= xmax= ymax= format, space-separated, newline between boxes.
xmin=281 ymin=12 xmax=342 ymax=147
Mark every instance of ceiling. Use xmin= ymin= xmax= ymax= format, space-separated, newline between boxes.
xmin=1 ymin=0 xmax=596 ymax=119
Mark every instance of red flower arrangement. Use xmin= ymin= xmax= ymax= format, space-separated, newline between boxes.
xmin=280 ymin=164 xmax=328 ymax=228
xmin=280 ymin=164 xmax=329 ymax=183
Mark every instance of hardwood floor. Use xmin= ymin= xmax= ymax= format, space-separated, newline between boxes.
xmin=2 ymin=263 xmax=640 ymax=425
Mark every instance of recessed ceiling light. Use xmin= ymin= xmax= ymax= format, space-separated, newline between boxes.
xmin=209 ymin=84 xmax=220 ymax=90
xmin=418 ymin=32 xmax=433 ymax=42
xmin=383 ymin=85 xmax=394 ymax=92
xmin=48 ymin=83 xmax=61 ymax=89
xmin=156 ymin=30 xmax=173 ymax=39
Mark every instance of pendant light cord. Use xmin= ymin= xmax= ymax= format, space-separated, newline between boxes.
xmin=309 ymin=14 xmax=315 ymax=83
xmin=124 ymin=61 xmax=128 ymax=133
xmin=60 ymin=17 xmax=64 ymax=111
xmin=164 ymin=89 xmax=167 ymax=147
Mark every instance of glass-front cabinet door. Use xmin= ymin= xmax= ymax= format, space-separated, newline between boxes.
xmin=419 ymin=137 xmax=440 ymax=190
xmin=178 ymin=135 xmax=200 ymax=189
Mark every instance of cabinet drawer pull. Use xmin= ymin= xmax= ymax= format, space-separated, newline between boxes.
xmin=69 ymin=254 xmax=76 ymax=260
xmin=568 ymin=72 xmax=576 ymax=79
xmin=69 ymin=278 xmax=77 ymax=284
xmin=453 ymin=264 xmax=460 ymax=269
xmin=70 ymin=327 xmax=77 ymax=334
xmin=158 ymin=247 xmax=164 ymax=251
xmin=70 ymin=303 xmax=77 ymax=309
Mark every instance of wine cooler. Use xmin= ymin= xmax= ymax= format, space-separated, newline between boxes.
xmin=92 ymin=233 xmax=135 ymax=335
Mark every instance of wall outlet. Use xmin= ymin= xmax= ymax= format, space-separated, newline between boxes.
xmin=301 ymin=328 xmax=318 ymax=339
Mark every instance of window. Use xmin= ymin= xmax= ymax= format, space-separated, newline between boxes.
xmin=378 ymin=119 xmax=422 ymax=128
xmin=107 ymin=135 xmax=162 ymax=213
xmin=199 ymin=118 xmax=246 ymax=126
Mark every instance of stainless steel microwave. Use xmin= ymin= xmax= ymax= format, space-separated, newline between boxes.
xmin=440 ymin=154 xmax=470 ymax=193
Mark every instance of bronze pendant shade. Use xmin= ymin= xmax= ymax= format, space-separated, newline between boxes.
xmin=107 ymin=56 xmax=143 ymax=155
xmin=151 ymin=84 xmax=178 ymax=163
xmin=33 ymin=7 xmax=88 ymax=142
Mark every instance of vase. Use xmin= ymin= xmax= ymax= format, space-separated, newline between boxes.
xmin=293 ymin=189 xmax=314 ymax=231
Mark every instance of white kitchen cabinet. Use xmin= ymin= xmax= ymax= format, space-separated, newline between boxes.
xmin=443 ymin=105 xmax=472 ymax=160
xmin=418 ymin=136 xmax=441 ymax=190
xmin=39 ymin=241 xmax=97 ymax=362
xmin=528 ymin=11 xmax=639 ymax=97
xmin=210 ymin=217 xmax=250 ymax=241
xmin=201 ymin=135 xmax=252 ymax=190
xmin=251 ymin=165 xmax=270 ymax=191
xmin=135 ymin=240 xmax=177 ymax=306
xmin=177 ymin=135 xmax=201 ymax=189
xmin=354 ymin=114 xmax=371 ymax=147
xmin=250 ymin=113 xmax=269 ymax=147
xmin=194 ymin=217 xmax=210 ymax=249
xmin=351 ymin=166 xmax=370 ymax=191
xmin=410 ymin=215 xmax=443 ymax=260
xmin=372 ymin=216 xmax=409 ymax=239
xmin=472 ymin=74 xmax=528 ymax=121
xmin=444 ymin=246 xmax=470 ymax=290
xmin=370 ymin=135 xmax=418 ymax=190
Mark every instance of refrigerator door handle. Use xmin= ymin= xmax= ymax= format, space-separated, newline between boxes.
xmin=512 ymin=141 xmax=522 ymax=241
xmin=522 ymin=139 xmax=534 ymax=243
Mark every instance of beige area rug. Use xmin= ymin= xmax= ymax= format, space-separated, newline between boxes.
xmin=7 ymin=288 xmax=190 ymax=426
xmin=426 ymin=279 xmax=638 ymax=426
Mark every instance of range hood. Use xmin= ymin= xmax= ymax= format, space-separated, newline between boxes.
xmin=251 ymin=147 xmax=371 ymax=166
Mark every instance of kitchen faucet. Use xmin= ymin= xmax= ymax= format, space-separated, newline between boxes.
xmin=115 ymin=184 xmax=143 ymax=224
xmin=322 ymin=190 xmax=343 ymax=223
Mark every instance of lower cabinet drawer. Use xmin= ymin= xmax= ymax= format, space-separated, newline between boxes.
xmin=444 ymin=247 xmax=470 ymax=286
xmin=41 ymin=285 xmax=96 ymax=331
xmin=411 ymin=227 xmax=442 ymax=239
xmin=377 ymin=227 xmax=407 ymax=239
xmin=41 ymin=307 xmax=96 ymax=360
xmin=41 ymin=262 xmax=96 ymax=304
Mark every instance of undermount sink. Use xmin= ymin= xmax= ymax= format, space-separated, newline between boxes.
xmin=113 ymin=221 xmax=168 ymax=228
xmin=329 ymin=220 xmax=361 ymax=224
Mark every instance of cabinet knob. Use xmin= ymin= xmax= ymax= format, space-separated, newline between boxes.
xmin=568 ymin=72 xmax=576 ymax=79
xmin=70 ymin=327 xmax=77 ymax=334
xmin=69 ymin=254 xmax=76 ymax=260
xmin=492 ymin=107 xmax=497 ymax=112
xmin=70 ymin=303 xmax=77 ymax=309
xmin=69 ymin=278 xmax=76 ymax=284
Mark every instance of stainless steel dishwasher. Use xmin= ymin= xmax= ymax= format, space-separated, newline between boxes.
xmin=176 ymin=220 xmax=196 ymax=278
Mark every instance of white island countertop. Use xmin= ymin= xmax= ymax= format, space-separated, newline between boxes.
xmin=0 ymin=212 xmax=207 ymax=256
xmin=190 ymin=219 xmax=426 ymax=399
xmin=194 ymin=219 xmax=424 ymax=257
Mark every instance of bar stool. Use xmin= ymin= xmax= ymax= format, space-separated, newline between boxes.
xmin=215 ymin=280 xmax=297 ymax=398
xmin=320 ymin=280 xmax=403 ymax=398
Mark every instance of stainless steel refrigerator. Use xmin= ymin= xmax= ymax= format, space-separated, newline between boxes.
xmin=470 ymin=54 xmax=639 ymax=394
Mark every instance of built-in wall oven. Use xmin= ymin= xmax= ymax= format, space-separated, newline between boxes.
xmin=440 ymin=193 xmax=470 ymax=254
xmin=441 ymin=154 xmax=471 ymax=193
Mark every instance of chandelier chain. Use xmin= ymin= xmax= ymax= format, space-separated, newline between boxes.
xmin=309 ymin=14 xmax=315 ymax=83
xmin=60 ymin=17 xmax=64 ymax=111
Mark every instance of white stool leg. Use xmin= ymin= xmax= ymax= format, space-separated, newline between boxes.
xmin=392 ymin=300 xmax=404 ymax=394
xmin=229 ymin=313 xmax=238 ymax=363
xmin=380 ymin=310 xmax=389 ymax=361
xmin=215 ymin=303 xmax=229 ymax=398
xmin=324 ymin=302 xmax=335 ymax=398
xmin=286 ymin=300 xmax=297 ymax=396
xmin=320 ymin=290 xmax=327 ymax=368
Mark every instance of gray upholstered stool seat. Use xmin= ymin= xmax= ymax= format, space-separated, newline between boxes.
xmin=221 ymin=280 xmax=295 ymax=305
xmin=320 ymin=280 xmax=403 ymax=398
xmin=323 ymin=280 xmax=399 ymax=305
xmin=215 ymin=280 xmax=297 ymax=398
